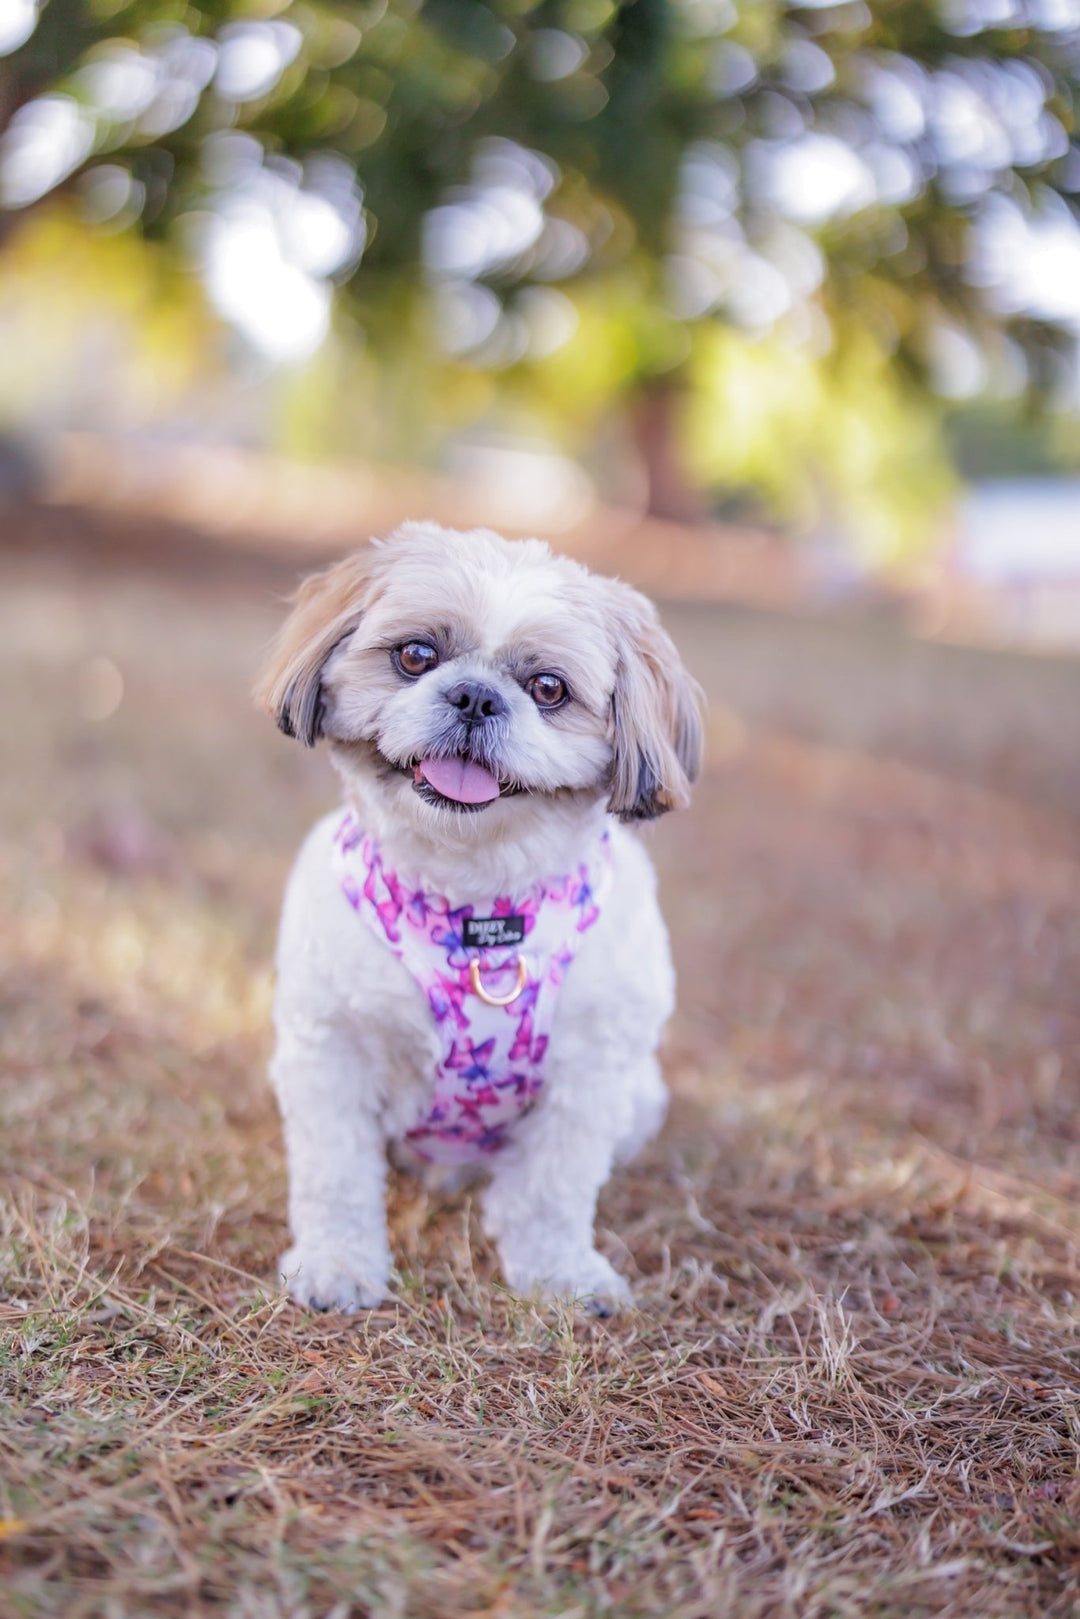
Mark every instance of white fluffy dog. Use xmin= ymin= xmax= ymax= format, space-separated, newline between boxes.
xmin=256 ymin=522 xmax=702 ymax=1314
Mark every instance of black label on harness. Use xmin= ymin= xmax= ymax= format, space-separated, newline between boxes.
xmin=463 ymin=915 xmax=526 ymax=949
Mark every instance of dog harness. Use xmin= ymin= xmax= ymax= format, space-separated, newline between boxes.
xmin=332 ymin=811 xmax=613 ymax=1165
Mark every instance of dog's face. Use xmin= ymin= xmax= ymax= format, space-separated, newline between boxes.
xmin=256 ymin=523 xmax=701 ymax=834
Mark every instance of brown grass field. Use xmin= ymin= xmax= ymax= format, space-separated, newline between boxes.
xmin=2 ymin=513 xmax=1080 ymax=1617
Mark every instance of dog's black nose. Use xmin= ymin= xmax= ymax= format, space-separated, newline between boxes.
xmin=445 ymin=680 xmax=507 ymax=725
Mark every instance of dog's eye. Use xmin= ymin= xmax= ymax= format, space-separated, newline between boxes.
xmin=527 ymin=673 xmax=568 ymax=710
xmin=393 ymin=642 xmax=440 ymax=678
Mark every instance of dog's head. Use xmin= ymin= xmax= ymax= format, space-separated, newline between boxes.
xmin=256 ymin=522 xmax=702 ymax=833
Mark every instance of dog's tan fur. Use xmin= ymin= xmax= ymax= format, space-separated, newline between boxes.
xmin=257 ymin=526 xmax=702 ymax=821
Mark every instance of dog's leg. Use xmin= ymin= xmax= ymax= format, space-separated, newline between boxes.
xmin=481 ymin=1100 xmax=632 ymax=1315
xmin=270 ymin=1025 xmax=392 ymax=1312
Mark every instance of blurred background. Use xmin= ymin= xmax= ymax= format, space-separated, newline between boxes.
xmin=2 ymin=0 xmax=1080 ymax=1186
xmin=1 ymin=0 xmax=1080 ymax=625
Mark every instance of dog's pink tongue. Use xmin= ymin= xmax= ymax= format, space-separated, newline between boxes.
xmin=418 ymin=756 xmax=501 ymax=805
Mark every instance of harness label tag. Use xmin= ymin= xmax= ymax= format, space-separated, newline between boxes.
xmin=463 ymin=914 xmax=526 ymax=949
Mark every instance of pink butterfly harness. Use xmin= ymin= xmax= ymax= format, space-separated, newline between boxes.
xmin=332 ymin=812 xmax=613 ymax=1165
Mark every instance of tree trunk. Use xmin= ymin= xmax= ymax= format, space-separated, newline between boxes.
xmin=631 ymin=377 xmax=707 ymax=524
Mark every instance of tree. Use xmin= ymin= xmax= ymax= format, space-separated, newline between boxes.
xmin=2 ymin=0 xmax=1079 ymax=553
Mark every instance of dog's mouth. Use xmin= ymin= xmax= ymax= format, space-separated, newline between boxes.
xmin=382 ymin=750 xmax=525 ymax=813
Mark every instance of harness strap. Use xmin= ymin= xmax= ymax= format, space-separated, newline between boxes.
xmin=332 ymin=812 xmax=613 ymax=1164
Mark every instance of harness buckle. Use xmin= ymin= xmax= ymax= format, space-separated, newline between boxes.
xmin=468 ymin=955 xmax=527 ymax=1007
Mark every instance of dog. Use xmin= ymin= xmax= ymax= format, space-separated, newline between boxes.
xmin=256 ymin=521 xmax=702 ymax=1314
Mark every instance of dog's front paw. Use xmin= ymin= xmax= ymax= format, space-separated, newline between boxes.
xmin=513 ymin=1251 xmax=633 ymax=1317
xmin=278 ymin=1244 xmax=391 ymax=1314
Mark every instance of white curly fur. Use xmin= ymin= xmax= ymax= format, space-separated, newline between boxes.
xmin=260 ymin=523 xmax=701 ymax=1313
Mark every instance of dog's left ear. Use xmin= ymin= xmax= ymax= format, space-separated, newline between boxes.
xmin=255 ymin=550 xmax=373 ymax=746
xmin=605 ymin=580 xmax=704 ymax=822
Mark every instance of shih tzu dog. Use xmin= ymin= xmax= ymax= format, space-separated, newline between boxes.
xmin=256 ymin=521 xmax=702 ymax=1314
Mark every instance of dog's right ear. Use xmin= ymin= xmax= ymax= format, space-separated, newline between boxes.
xmin=254 ymin=550 xmax=373 ymax=746
xmin=604 ymin=578 xmax=704 ymax=822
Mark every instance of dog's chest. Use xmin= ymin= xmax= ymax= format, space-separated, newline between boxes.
xmin=331 ymin=812 xmax=612 ymax=1164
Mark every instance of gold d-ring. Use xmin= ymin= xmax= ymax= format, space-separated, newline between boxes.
xmin=468 ymin=955 xmax=527 ymax=1007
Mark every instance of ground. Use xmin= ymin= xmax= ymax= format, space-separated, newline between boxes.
xmin=1 ymin=511 xmax=1080 ymax=1618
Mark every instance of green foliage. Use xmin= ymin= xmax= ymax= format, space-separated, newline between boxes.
xmin=685 ymin=321 xmax=957 ymax=566
xmin=946 ymin=393 xmax=1080 ymax=474
xmin=1 ymin=0 xmax=1079 ymax=555
xmin=0 ymin=203 xmax=218 ymax=432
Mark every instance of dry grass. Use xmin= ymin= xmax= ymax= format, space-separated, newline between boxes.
xmin=2 ymin=530 xmax=1080 ymax=1617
